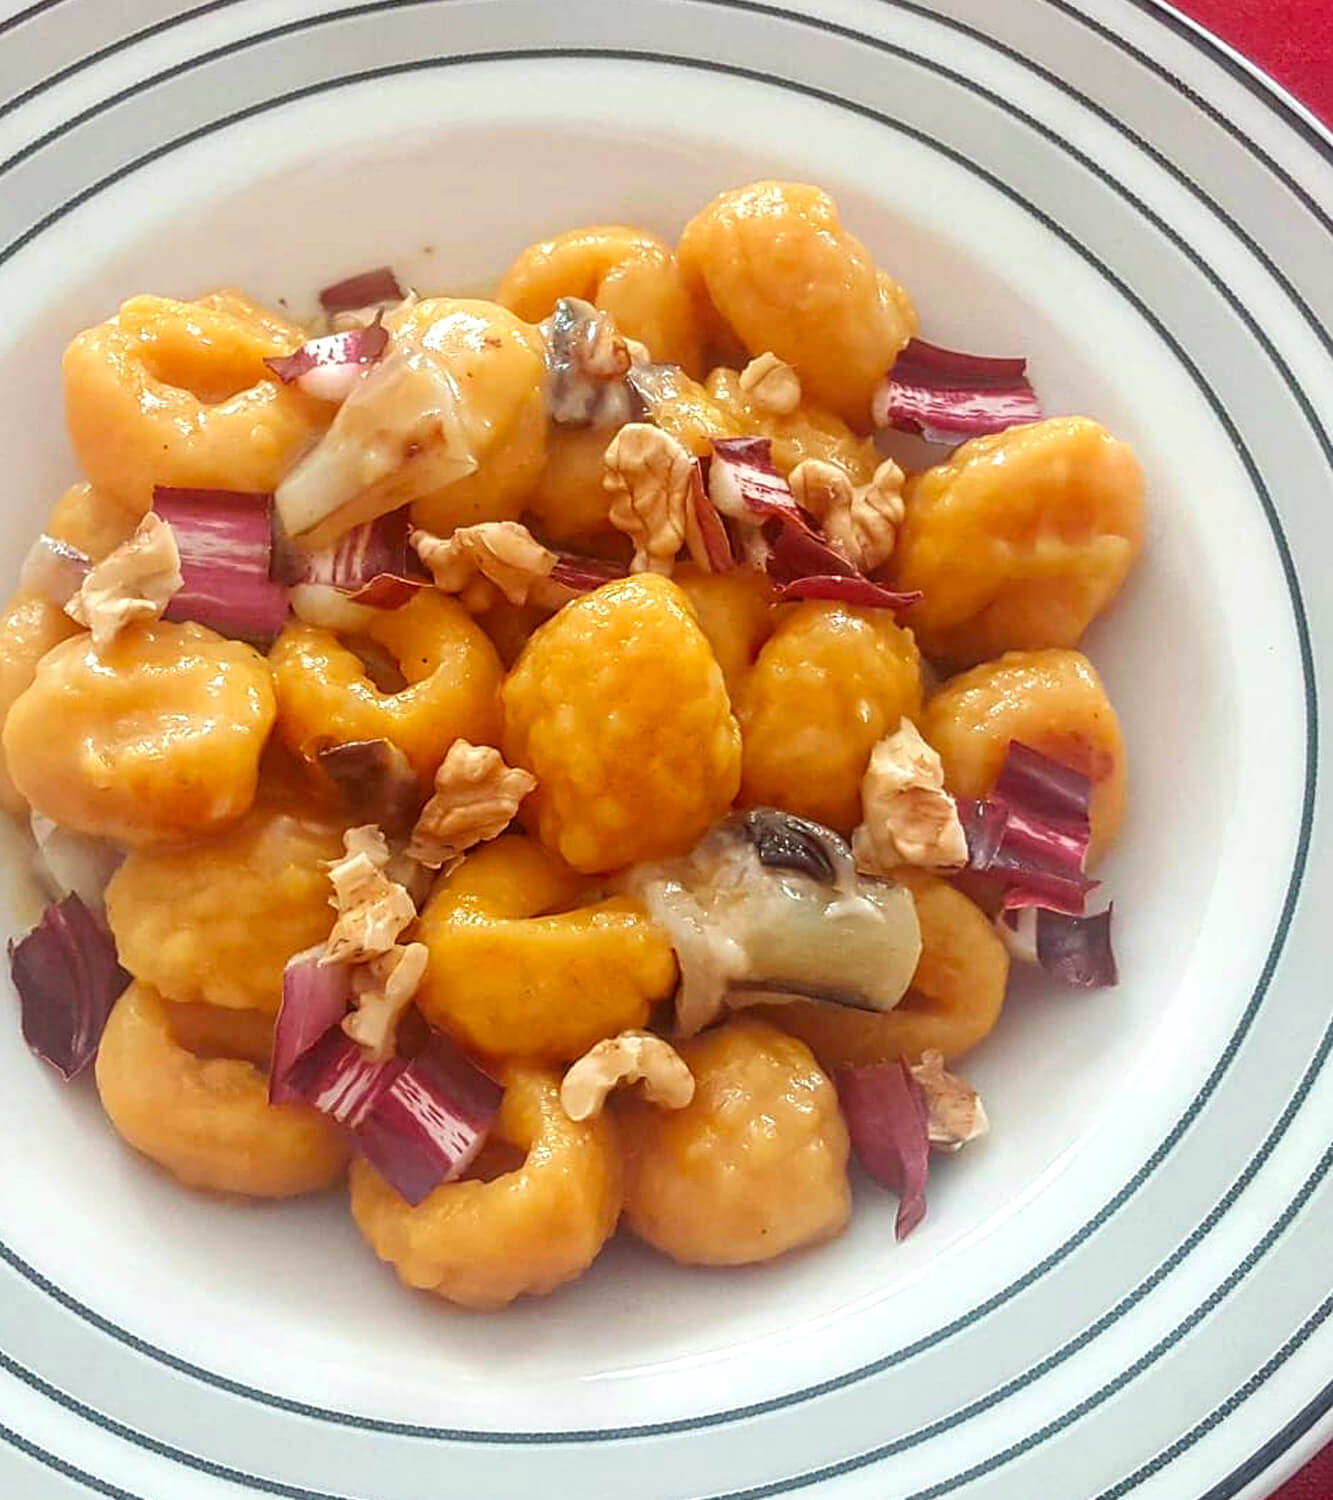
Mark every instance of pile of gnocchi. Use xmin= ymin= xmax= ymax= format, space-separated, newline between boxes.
xmin=2 ymin=180 xmax=1142 ymax=1309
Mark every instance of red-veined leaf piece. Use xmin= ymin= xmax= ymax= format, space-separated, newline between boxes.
xmin=352 ymin=1035 xmax=503 ymax=1205
xmin=837 ymin=1060 xmax=931 ymax=1240
xmin=151 ymin=487 xmax=290 ymax=644
xmin=280 ymin=509 xmax=426 ymax=610
xmin=548 ymin=555 xmax=629 ymax=592
xmin=264 ymin=317 xmax=390 ymax=403
xmin=708 ymin=437 xmax=806 ymax=525
xmin=318 ymin=266 xmax=405 ymax=314
xmin=270 ymin=945 xmax=353 ymax=1104
xmin=684 ymin=461 xmax=734 ymax=572
xmin=316 ymin=740 xmax=420 ymax=832
xmin=872 ymin=337 xmax=1043 ymax=444
xmin=777 ymin=575 xmax=921 ymax=610
xmin=8 ymin=894 xmax=129 ymax=1080
xmin=1036 ymin=905 xmax=1118 ymax=987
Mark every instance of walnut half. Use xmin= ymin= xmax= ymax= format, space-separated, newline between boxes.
xmin=406 ymin=740 xmax=536 ymax=871
xmin=412 ymin=521 xmax=578 ymax=613
xmin=603 ymin=422 xmax=695 ymax=575
xmin=789 ymin=457 xmax=905 ymax=574
xmin=65 ymin=512 xmax=183 ymax=648
xmin=852 ymin=718 xmax=968 ymax=872
xmin=560 ymin=1030 xmax=695 ymax=1121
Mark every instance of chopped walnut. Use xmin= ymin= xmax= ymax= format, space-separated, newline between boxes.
xmin=910 ymin=1049 xmax=989 ymax=1151
xmin=603 ymin=422 xmax=694 ymax=574
xmin=789 ymin=457 xmax=905 ymax=574
xmin=406 ymin=740 xmax=536 ymax=870
xmin=342 ymin=941 xmax=428 ymax=1061
xmin=560 ymin=1030 xmax=695 ymax=1121
xmin=322 ymin=824 xmax=417 ymax=966
xmin=412 ymin=522 xmax=574 ymax=611
xmin=738 ymin=351 xmax=801 ymax=415
xmin=852 ymin=718 xmax=968 ymax=872
xmin=65 ymin=513 xmax=183 ymax=648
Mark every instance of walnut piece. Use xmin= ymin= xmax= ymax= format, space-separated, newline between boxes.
xmin=789 ymin=457 xmax=905 ymax=574
xmin=322 ymin=824 xmax=417 ymax=965
xmin=560 ymin=1030 xmax=695 ymax=1121
xmin=412 ymin=522 xmax=574 ymax=611
xmin=852 ymin=718 xmax=968 ymax=872
xmin=342 ymin=940 xmax=428 ymax=1061
xmin=65 ymin=512 xmax=183 ymax=648
xmin=406 ymin=740 xmax=536 ymax=870
xmin=738 ymin=351 xmax=801 ymax=415
xmin=910 ymin=1049 xmax=989 ymax=1151
xmin=603 ymin=422 xmax=695 ymax=575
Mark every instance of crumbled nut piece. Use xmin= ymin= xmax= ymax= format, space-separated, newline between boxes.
xmin=322 ymin=824 xmax=417 ymax=965
xmin=852 ymin=718 xmax=968 ymax=872
xmin=406 ymin=740 xmax=536 ymax=870
xmin=603 ymin=422 xmax=694 ymax=574
xmin=65 ymin=513 xmax=183 ymax=648
xmin=910 ymin=1049 xmax=989 ymax=1151
xmin=412 ymin=522 xmax=574 ymax=611
xmin=738 ymin=351 xmax=802 ymax=415
xmin=790 ymin=457 xmax=905 ymax=573
xmin=560 ymin=1030 xmax=695 ymax=1121
xmin=342 ymin=941 xmax=428 ymax=1061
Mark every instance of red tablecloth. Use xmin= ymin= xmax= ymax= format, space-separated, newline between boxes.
xmin=1167 ymin=5 xmax=1332 ymax=1492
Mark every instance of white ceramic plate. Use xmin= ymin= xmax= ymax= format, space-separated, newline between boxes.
xmin=0 ymin=2 xmax=1330 ymax=1496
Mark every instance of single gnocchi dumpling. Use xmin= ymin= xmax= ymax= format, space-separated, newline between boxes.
xmin=921 ymin=647 xmax=1128 ymax=859
xmin=105 ymin=798 xmax=348 ymax=1013
xmin=502 ymin=573 xmax=741 ymax=873
xmin=350 ymin=1065 xmax=623 ymax=1308
xmin=619 ymin=1018 xmax=851 ymax=1265
xmin=3 ymin=619 xmax=275 ymax=845
xmin=737 ymin=601 xmax=922 ymax=835
xmin=415 ymin=835 xmax=676 ymax=1060
xmin=891 ymin=417 xmax=1145 ymax=667
xmin=268 ymin=589 xmax=504 ymax=787
xmin=63 ymin=292 xmax=329 ymax=517
xmin=677 ymin=181 xmax=915 ymax=426
xmin=496 ymin=223 xmax=703 ymax=372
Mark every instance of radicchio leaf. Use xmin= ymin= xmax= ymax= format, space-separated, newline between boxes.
xmin=1002 ymin=906 xmax=1118 ymax=988
xmin=872 ymin=338 xmax=1043 ymax=444
xmin=959 ymin=742 xmax=1098 ymax=915
xmin=318 ymin=266 xmax=405 ymax=315
xmin=264 ymin=317 xmax=390 ymax=403
xmin=270 ymin=945 xmax=353 ymax=1104
xmin=288 ymin=1026 xmax=502 ymax=1205
xmin=837 ymin=1060 xmax=931 ymax=1240
xmin=316 ymin=739 xmax=420 ymax=833
xmin=8 ymin=895 xmax=129 ymax=1080
xmin=152 ymin=487 xmax=290 ymax=644
xmin=278 ymin=509 xmax=427 ymax=609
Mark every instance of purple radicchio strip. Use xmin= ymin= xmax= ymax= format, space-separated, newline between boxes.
xmin=836 ymin=1060 xmax=931 ymax=1241
xmin=318 ymin=266 xmax=405 ymax=315
xmin=872 ymin=337 xmax=1043 ymax=444
xmin=264 ymin=317 xmax=390 ymax=403
xmin=152 ymin=487 xmax=290 ymax=643
xmin=8 ymin=894 xmax=129 ymax=1080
